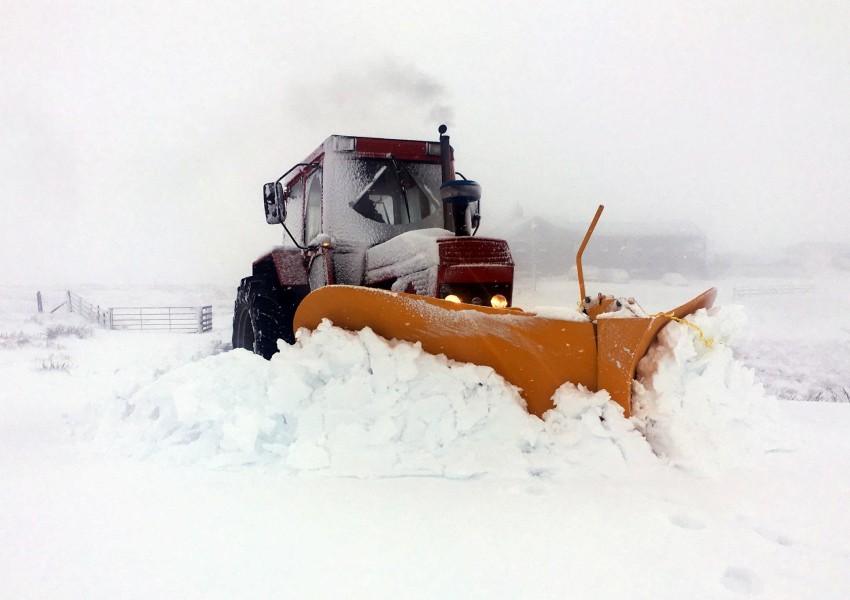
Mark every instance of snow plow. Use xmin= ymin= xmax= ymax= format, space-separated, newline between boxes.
xmin=292 ymin=207 xmax=716 ymax=418
xmin=234 ymin=127 xmax=716 ymax=417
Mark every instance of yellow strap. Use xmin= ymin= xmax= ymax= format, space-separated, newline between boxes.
xmin=651 ymin=312 xmax=714 ymax=348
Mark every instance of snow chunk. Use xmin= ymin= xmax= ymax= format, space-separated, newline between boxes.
xmin=631 ymin=305 xmax=792 ymax=474
xmin=541 ymin=384 xmax=657 ymax=468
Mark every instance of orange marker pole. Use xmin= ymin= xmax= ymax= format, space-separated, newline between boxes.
xmin=576 ymin=204 xmax=604 ymax=305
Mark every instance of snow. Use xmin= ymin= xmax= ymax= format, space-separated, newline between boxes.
xmin=529 ymin=305 xmax=589 ymax=321
xmin=364 ymin=228 xmax=451 ymax=295
xmin=2 ymin=274 xmax=850 ymax=598
xmin=632 ymin=305 xmax=791 ymax=475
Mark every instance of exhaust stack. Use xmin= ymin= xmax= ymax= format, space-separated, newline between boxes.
xmin=438 ymin=125 xmax=480 ymax=237
xmin=439 ymin=124 xmax=452 ymax=184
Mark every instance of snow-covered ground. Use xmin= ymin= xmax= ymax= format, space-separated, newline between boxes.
xmin=1 ymin=273 xmax=849 ymax=599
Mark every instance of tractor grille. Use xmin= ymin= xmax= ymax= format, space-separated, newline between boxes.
xmin=438 ymin=237 xmax=514 ymax=267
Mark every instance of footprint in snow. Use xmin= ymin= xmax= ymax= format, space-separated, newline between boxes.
xmin=733 ymin=515 xmax=795 ymax=547
xmin=721 ymin=566 xmax=762 ymax=595
xmin=668 ymin=512 xmax=707 ymax=530
xmin=754 ymin=525 xmax=795 ymax=547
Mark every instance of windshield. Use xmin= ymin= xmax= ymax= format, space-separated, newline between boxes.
xmin=348 ymin=159 xmax=442 ymax=225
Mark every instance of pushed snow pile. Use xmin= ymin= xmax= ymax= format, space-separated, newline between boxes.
xmin=92 ymin=321 xmax=655 ymax=477
xmin=632 ymin=305 xmax=790 ymax=474
xmin=88 ymin=305 xmax=787 ymax=477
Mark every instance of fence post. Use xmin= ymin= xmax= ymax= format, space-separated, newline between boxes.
xmin=36 ymin=291 xmax=43 ymax=313
xmin=109 ymin=308 xmax=114 ymax=330
xmin=67 ymin=290 xmax=72 ymax=313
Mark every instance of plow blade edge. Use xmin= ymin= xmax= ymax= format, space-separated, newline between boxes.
xmin=293 ymin=286 xmax=717 ymax=418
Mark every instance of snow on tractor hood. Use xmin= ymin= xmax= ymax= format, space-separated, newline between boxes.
xmin=363 ymin=228 xmax=452 ymax=295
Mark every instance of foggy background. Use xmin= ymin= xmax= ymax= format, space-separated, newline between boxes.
xmin=2 ymin=1 xmax=848 ymax=287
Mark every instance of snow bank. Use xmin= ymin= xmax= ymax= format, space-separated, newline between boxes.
xmin=91 ymin=321 xmax=655 ymax=478
xmin=86 ymin=302 xmax=788 ymax=479
xmin=632 ymin=305 xmax=791 ymax=474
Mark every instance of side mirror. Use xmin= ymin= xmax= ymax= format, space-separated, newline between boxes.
xmin=263 ymin=182 xmax=286 ymax=224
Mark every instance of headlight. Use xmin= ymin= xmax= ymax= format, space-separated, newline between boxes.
xmin=445 ymin=294 xmax=462 ymax=303
xmin=490 ymin=294 xmax=508 ymax=309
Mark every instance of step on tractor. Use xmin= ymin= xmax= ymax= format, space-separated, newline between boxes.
xmin=233 ymin=126 xmax=716 ymax=418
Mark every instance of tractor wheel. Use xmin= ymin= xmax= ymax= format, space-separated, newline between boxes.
xmin=232 ymin=276 xmax=294 ymax=359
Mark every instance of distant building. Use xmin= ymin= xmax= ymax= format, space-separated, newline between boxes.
xmin=500 ymin=216 xmax=707 ymax=279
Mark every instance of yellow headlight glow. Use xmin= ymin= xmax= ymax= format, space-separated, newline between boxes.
xmin=445 ymin=294 xmax=462 ymax=304
xmin=490 ymin=294 xmax=508 ymax=309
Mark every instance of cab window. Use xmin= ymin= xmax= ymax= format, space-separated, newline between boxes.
xmin=283 ymin=178 xmax=304 ymax=247
xmin=349 ymin=159 xmax=441 ymax=225
xmin=304 ymin=172 xmax=322 ymax=244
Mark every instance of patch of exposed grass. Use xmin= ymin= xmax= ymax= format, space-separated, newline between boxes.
xmin=1 ymin=324 xmax=90 ymax=351
xmin=37 ymin=353 xmax=72 ymax=372
xmin=43 ymin=325 xmax=92 ymax=340
xmin=0 ymin=331 xmax=32 ymax=348
xmin=801 ymin=387 xmax=850 ymax=403
xmin=775 ymin=384 xmax=850 ymax=403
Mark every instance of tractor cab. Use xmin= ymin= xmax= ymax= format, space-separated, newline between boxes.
xmin=235 ymin=127 xmax=513 ymax=358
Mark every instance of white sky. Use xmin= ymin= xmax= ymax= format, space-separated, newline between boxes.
xmin=2 ymin=1 xmax=849 ymax=285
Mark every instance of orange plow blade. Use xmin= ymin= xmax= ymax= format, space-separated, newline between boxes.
xmin=596 ymin=287 xmax=717 ymax=413
xmin=293 ymin=286 xmax=717 ymax=418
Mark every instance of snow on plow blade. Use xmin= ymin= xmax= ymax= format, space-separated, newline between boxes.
xmin=293 ymin=286 xmax=717 ymax=418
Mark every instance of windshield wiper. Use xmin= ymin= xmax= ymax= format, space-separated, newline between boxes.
xmin=393 ymin=159 xmax=413 ymax=222
xmin=351 ymin=165 xmax=388 ymax=206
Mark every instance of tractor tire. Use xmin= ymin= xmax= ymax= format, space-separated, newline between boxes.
xmin=232 ymin=276 xmax=294 ymax=359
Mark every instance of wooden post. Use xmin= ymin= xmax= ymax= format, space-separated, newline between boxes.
xmin=36 ymin=291 xmax=43 ymax=313
xmin=67 ymin=290 xmax=72 ymax=312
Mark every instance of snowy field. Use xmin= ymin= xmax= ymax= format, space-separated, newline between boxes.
xmin=1 ymin=273 xmax=849 ymax=599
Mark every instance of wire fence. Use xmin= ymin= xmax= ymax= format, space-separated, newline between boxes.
xmin=68 ymin=291 xmax=111 ymax=326
xmin=0 ymin=290 xmax=77 ymax=315
xmin=732 ymin=285 xmax=815 ymax=299
xmin=0 ymin=291 xmax=43 ymax=313
xmin=0 ymin=290 xmax=213 ymax=333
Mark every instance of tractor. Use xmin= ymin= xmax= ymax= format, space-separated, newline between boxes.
xmin=233 ymin=126 xmax=716 ymax=419
xmin=233 ymin=125 xmax=513 ymax=359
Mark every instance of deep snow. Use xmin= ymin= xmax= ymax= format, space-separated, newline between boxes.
xmin=1 ymin=274 xmax=849 ymax=599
